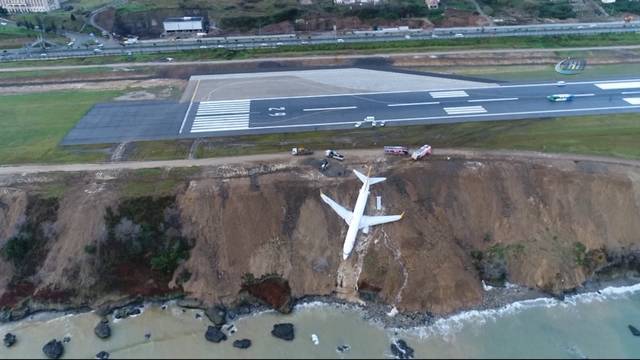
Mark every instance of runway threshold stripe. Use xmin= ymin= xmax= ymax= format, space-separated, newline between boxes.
xmin=596 ymin=81 xmax=640 ymax=90
xmin=302 ymin=106 xmax=358 ymax=112
xmin=468 ymin=97 xmax=518 ymax=103
xmin=623 ymin=98 xmax=640 ymax=105
xmin=388 ymin=101 xmax=440 ymax=107
xmin=444 ymin=106 xmax=487 ymax=115
xmin=430 ymin=91 xmax=469 ymax=98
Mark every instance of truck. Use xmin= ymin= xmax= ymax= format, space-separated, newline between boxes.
xmin=411 ymin=144 xmax=432 ymax=160
xmin=384 ymin=146 xmax=409 ymax=156
xmin=325 ymin=149 xmax=344 ymax=161
xmin=291 ymin=147 xmax=313 ymax=156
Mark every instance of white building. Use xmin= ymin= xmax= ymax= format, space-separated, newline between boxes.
xmin=426 ymin=0 xmax=440 ymax=9
xmin=0 ymin=0 xmax=60 ymax=13
xmin=163 ymin=16 xmax=204 ymax=34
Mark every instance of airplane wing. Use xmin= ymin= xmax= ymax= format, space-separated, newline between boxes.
xmin=320 ymin=192 xmax=353 ymax=225
xmin=359 ymin=213 xmax=404 ymax=229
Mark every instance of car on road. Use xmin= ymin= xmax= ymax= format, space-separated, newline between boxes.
xmin=40 ymin=53 xmax=47 ymax=57
xmin=337 ymin=38 xmax=345 ymax=43
xmin=454 ymin=33 xmax=464 ymax=38
xmin=199 ymin=45 xmax=208 ymax=49
xmin=260 ymin=43 xmax=268 ymax=47
xmin=404 ymin=34 xmax=411 ymax=39
xmin=217 ymin=44 xmax=225 ymax=48
xmin=276 ymin=42 xmax=284 ymax=46
xmin=556 ymin=81 xmax=566 ymax=87
xmin=547 ymin=94 xmax=574 ymax=102
xmin=93 ymin=48 xmax=103 ymax=53
xmin=300 ymin=41 xmax=309 ymax=44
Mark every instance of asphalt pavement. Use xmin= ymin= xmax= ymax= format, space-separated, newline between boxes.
xmin=178 ymin=78 xmax=640 ymax=138
xmin=62 ymin=77 xmax=640 ymax=145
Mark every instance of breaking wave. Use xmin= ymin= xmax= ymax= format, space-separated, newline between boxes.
xmin=397 ymin=282 xmax=640 ymax=340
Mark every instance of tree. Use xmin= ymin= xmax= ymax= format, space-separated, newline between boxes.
xmin=70 ymin=13 xmax=76 ymax=21
xmin=0 ymin=6 xmax=8 ymax=17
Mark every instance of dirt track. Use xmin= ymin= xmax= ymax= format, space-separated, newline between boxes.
xmin=0 ymin=148 xmax=639 ymax=176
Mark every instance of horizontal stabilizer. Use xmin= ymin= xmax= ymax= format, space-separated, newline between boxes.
xmin=353 ymin=169 xmax=386 ymax=185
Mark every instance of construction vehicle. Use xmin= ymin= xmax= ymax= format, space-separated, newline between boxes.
xmin=291 ymin=147 xmax=313 ymax=156
xmin=325 ymin=149 xmax=345 ymax=161
xmin=384 ymin=146 xmax=409 ymax=156
xmin=411 ymin=144 xmax=432 ymax=160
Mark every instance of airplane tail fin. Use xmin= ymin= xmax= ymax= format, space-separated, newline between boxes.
xmin=353 ymin=169 xmax=386 ymax=185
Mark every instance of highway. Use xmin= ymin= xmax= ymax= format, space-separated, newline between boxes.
xmin=3 ymin=20 xmax=640 ymax=62
xmin=180 ymin=78 xmax=640 ymax=137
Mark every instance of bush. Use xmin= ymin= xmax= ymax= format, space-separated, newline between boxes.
xmin=84 ymin=244 xmax=97 ymax=255
xmin=538 ymin=0 xmax=576 ymax=19
xmin=1 ymin=232 xmax=33 ymax=264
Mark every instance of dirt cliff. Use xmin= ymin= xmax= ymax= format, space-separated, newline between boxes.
xmin=1 ymin=152 xmax=639 ymax=318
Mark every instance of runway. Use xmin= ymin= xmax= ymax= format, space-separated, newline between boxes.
xmin=62 ymin=76 xmax=640 ymax=145
xmin=179 ymin=78 xmax=640 ymax=137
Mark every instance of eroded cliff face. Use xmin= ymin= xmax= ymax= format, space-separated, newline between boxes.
xmin=1 ymin=155 xmax=639 ymax=317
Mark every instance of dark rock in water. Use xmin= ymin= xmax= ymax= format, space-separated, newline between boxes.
xmin=629 ymin=325 xmax=640 ymax=336
xmin=114 ymin=306 xmax=142 ymax=320
xmin=195 ymin=313 xmax=202 ymax=320
xmin=271 ymin=323 xmax=295 ymax=341
xmin=336 ymin=344 xmax=351 ymax=353
xmin=226 ymin=309 xmax=237 ymax=321
xmin=3 ymin=333 xmax=16 ymax=348
xmin=204 ymin=326 xmax=227 ymax=343
xmin=390 ymin=339 xmax=415 ymax=359
xmin=236 ymin=305 xmax=251 ymax=316
xmin=62 ymin=336 xmax=71 ymax=343
xmin=42 ymin=339 xmax=64 ymax=359
xmin=144 ymin=332 xmax=151 ymax=341
xmin=233 ymin=339 xmax=252 ymax=349
xmin=161 ymin=305 xmax=167 ymax=310
xmin=95 ymin=350 xmax=110 ymax=359
xmin=94 ymin=319 xmax=111 ymax=339
xmin=205 ymin=305 xmax=227 ymax=326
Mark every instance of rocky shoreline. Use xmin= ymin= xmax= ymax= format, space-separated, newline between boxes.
xmin=3 ymin=273 xmax=640 ymax=333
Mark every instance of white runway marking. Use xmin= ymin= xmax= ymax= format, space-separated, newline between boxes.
xmin=179 ymin=79 xmax=200 ymax=134
xmin=444 ymin=106 xmax=487 ymax=115
xmin=387 ymin=101 xmax=440 ymax=107
xmin=573 ymin=93 xmax=595 ymax=97
xmin=302 ymin=106 xmax=357 ymax=112
xmin=468 ymin=97 xmax=518 ymax=103
xmin=622 ymin=91 xmax=640 ymax=95
xmin=430 ymin=90 xmax=469 ymax=98
xmin=190 ymin=100 xmax=251 ymax=133
xmin=596 ymin=81 xmax=640 ymax=90
xmin=623 ymin=98 xmax=640 ymax=105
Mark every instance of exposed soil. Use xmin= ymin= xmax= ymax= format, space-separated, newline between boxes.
xmin=1 ymin=151 xmax=640 ymax=320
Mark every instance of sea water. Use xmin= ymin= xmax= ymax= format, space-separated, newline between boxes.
xmin=2 ymin=285 xmax=640 ymax=359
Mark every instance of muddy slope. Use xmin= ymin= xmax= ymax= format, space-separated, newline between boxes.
xmin=1 ymin=155 xmax=639 ymax=317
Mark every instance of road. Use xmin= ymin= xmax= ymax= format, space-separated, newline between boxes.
xmin=2 ymin=43 xmax=640 ymax=73
xmin=2 ymin=20 xmax=640 ymax=62
xmin=1 ymin=148 xmax=638 ymax=176
xmin=179 ymin=78 xmax=640 ymax=137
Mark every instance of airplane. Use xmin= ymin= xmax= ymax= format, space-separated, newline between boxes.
xmin=320 ymin=168 xmax=404 ymax=260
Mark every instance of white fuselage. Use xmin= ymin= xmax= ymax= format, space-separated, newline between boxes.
xmin=342 ymin=178 xmax=370 ymax=260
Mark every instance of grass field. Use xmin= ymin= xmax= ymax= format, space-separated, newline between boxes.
xmin=0 ymin=90 xmax=121 ymax=164
xmin=194 ymin=113 xmax=640 ymax=161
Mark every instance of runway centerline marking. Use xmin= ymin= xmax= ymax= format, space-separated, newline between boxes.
xmin=622 ymin=91 xmax=640 ymax=95
xmin=573 ymin=93 xmax=595 ymax=97
xmin=467 ymin=97 xmax=519 ymax=103
xmin=217 ymin=105 xmax=640 ymax=133
xmin=596 ymin=81 xmax=640 ymax=90
xmin=302 ymin=106 xmax=358 ymax=112
xmin=388 ymin=101 xmax=440 ymax=107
